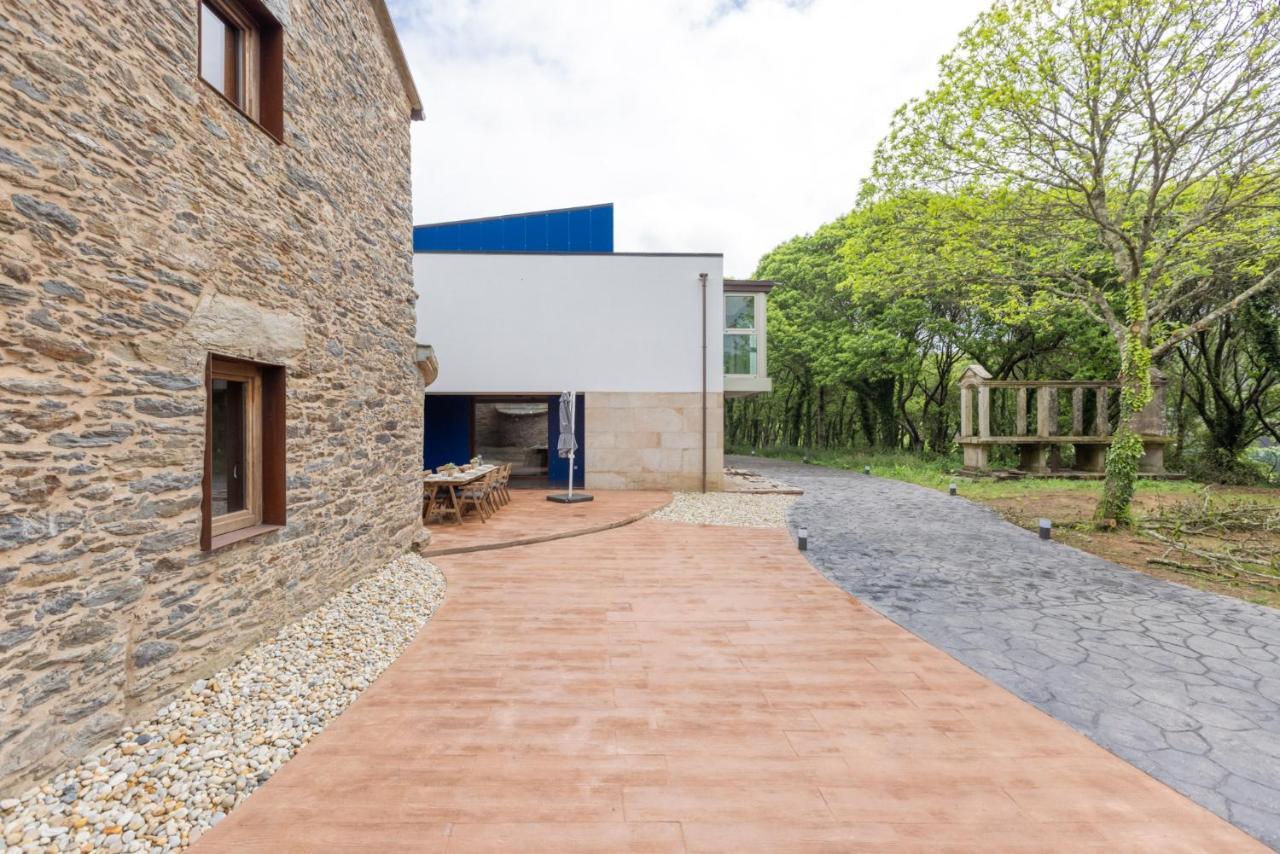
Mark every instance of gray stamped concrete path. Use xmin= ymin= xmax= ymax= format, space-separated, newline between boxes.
xmin=729 ymin=455 xmax=1280 ymax=850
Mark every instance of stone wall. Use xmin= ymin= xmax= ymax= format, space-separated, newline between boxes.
xmin=585 ymin=392 xmax=725 ymax=491
xmin=0 ymin=0 xmax=422 ymax=792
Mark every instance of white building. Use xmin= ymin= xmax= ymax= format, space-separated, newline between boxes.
xmin=413 ymin=204 xmax=773 ymax=491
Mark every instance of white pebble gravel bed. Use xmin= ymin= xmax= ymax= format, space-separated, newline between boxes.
xmin=0 ymin=554 xmax=445 ymax=853
xmin=652 ymin=491 xmax=798 ymax=528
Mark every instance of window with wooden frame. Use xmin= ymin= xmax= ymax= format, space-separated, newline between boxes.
xmin=197 ymin=0 xmax=284 ymax=141
xmin=202 ymin=355 xmax=286 ymax=550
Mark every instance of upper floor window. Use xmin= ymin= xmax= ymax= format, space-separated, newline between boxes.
xmin=200 ymin=2 xmax=243 ymax=105
xmin=197 ymin=0 xmax=285 ymax=142
xmin=724 ymin=294 xmax=758 ymax=375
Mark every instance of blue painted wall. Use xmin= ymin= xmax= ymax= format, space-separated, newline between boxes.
xmin=413 ymin=204 xmax=613 ymax=253
xmin=423 ymin=395 xmax=472 ymax=472
xmin=546 ymin=394 xmax=585 ymax=488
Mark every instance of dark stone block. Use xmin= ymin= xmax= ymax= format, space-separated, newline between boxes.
xmin=11 ymin=193 xmax=80 ymax=235
xmin=136 ymin=529 xmax=190 ymax=554
xmin=49 ymin=424 xmax=132 ymax=448
xmin=21 ymin=331 xmax=93 ymax=364
xmin=132 ymin=640 xmax=176 ymax=668
xmin=128 ymin=471 xmax=200 ymax=494
xmin=84 ymin=579 xmax=143 ymax=608
xmin=134 ymin=370 xmax=199 ymax=391
xmin=0 ymin=626 xmax=35 ymax=652
xmin=154 ymin=269 xmax=201 ymax=295
xmin=10 ymin=76 xmax=49 ymax=103
xmin=21 ymin=669 xmax=69 ymax=709
xmin=0 ymin=146 xmax=38 ymax=177
xmin=26 ymin=308 xmax=61 ymax=332
xmin=105 ymin=273 xmax=148 ymax=292
xmin=135 ymin=397 xmax=201 ymax=418
xmin=41 ymin=279 xmax=85 ymax=301
xmin=0 ymin=378 xmax=74 ymax=396
xmin=0 ymin=283 xmax=31 ymax=306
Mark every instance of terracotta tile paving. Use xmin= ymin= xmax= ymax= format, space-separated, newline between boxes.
xmin=197 ymin=519 xmax=1262 ymax=853
xmin=423 ymin=488 xmax=670 ymax=556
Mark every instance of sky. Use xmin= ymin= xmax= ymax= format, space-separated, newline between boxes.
xmin=388 ymin=0 xmax=992 ymax=276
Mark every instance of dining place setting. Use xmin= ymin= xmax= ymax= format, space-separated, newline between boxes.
xmin=422 ymin=459 xmax=511 ymax=524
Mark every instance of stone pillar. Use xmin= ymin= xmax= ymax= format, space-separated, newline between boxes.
xmin=1036 ymin=387 xmax=1055 ymax=437
xmin=1095 ymin=387 xmax=1110 ymax=436
xmin=978 ymin=386 xmax=991 ymax=439
xmin=1015 ymin=388 xmax=1027 ymax=436
xmin=1133 ymin=371 xmax=1167 ymax=436
xmin=963 ymin=442 xmax=990 ymax=469
xmin=960 ymin=386 xmax=973 ymax=437
xmin=1139 ymin=441 xmax=1166 ymax=474
xmin=1020 ymin=443 xmax=1051 ymax=473
xmin=1071 ymin=387 xmax=1084 ymax=436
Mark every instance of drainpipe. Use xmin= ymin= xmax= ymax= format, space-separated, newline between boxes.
xmin=699 ymin=273 xmax=708 ymax=494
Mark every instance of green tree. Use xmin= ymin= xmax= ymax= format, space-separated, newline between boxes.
xmin=872 ymin=0 xmax=1280 ymax=523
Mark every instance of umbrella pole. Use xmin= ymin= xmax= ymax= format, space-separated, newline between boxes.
xmin=567 ymin=391 xmax=575 ymax=500
xmin=547 ymin=391 xmax=593 ymax=504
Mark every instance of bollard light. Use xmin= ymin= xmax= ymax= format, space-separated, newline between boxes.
xmin=1039 ymin=518 xmax=1052 ymax=540
xmin=863 ymin=465 xmax=871 ymax=475
xmin=797 ymin=526 xmax=808 ymax=551
xmin=949 ymin=482 xmax=957 ymax=496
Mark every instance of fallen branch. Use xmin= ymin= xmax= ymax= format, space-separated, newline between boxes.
xmin=1148 ymin=557 xmax=1280 ymax=588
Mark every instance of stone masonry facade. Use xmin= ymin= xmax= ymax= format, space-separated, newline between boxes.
xmin=0 ymin=0 xmax=422 ymax=792
xmin=585 ymin=392 xmax=725 ymax=491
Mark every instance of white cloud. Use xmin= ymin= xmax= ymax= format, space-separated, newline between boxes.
xmin=389 ymin=0 xmax=990 ymax=275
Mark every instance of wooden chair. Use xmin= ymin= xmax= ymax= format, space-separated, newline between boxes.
xmin=483 ymin=467 xmax=504 ymax=514
xmin=494 ymin=464 xmax=512 ymax=506
xmin=422 ymin=480 xmax=440 ymax=522
xmin=458 ymin=469 xmax=496 ymax=522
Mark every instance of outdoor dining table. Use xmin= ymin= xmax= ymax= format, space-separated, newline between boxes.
xmin=422 ymin=464 xmax=496 ymax=524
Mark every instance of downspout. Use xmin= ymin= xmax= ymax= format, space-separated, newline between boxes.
xmin=699 ymin=273 xmax=708 ymax=493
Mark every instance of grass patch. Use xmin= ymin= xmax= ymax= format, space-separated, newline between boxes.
xmin=733 ymin=445 xmax=1220 ymax=502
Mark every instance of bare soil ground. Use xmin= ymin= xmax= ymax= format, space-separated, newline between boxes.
xmin=985 ymin=489 xmax=1280 ymax=609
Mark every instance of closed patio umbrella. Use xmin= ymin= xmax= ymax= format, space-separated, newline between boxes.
xmin=547 ymin=391 xmax=593 ymax=504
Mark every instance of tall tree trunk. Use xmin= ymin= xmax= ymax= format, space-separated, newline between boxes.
xmin=1099 ymin=310 xmax=1153 ymax=525
xmin=853 ymin=386 xmax=876 ymax=447
xmin=815 ymin=386 xmax=826 ymax=449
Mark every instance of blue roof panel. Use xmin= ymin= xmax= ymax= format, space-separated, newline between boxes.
xmin=525 ymin=213 xmax=548 ymax=251
xmin=413 ymin=204 xmax=614 ymax=253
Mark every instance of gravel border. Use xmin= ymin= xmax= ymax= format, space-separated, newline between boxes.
xmin=652 ymin=491 xmax=798 ymax=528
xmin=1 ymin=554 xmax=445 ymax=853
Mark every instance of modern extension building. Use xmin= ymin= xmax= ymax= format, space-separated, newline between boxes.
xmin=413 ymin=204 xmax=773 ymax=491
xmin=0 ymin=0 xmax=423 ymax=791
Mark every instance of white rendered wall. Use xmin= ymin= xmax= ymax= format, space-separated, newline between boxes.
xmin=414 ymin=252 xmax=725 ymax=394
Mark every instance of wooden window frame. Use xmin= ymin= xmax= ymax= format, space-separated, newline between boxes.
xmin=202 ymin=354 xmax=287 ymax=551
xmin=196 ymin=0 xmax=285 ymax=143
xmin=209 ymin=359 xmax=262 ymax=538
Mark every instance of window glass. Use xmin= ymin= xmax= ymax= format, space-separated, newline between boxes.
xmin=200 ymin=2 xmax=240 ymax=102
xmin=211 ymin=378 xmax=247 ymax=516
xmin=725 ymin=295 xmax=756 ymax=330
xmin=724 ymin=334 xmax=758 ymax=376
